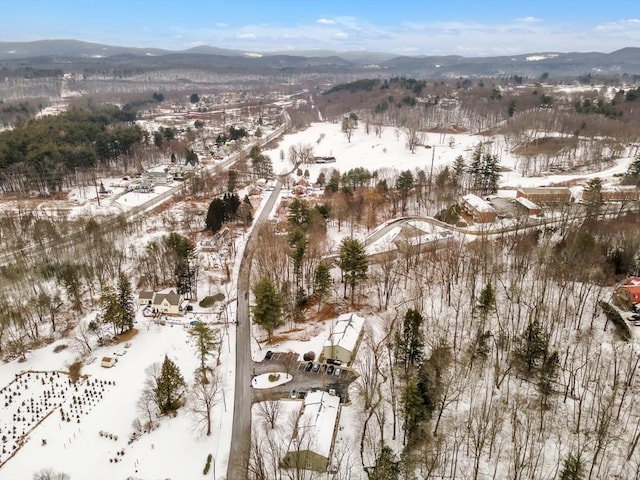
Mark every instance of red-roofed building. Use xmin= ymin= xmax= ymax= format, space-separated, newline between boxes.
xmin=618 ymin=277 xmax=640 ymax=304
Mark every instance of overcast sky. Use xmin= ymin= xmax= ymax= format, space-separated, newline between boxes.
xmin=1 ymin=0 xmax=639 ymax=56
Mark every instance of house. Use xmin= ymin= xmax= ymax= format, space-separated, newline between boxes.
xmin=282 ymin=390 xmax=340 ymax=472
xmin=152 ymin=290 xmax=184 ymax=315
xmin=101 ymin=356 xmax=116 ymax=368
xmin=515 ymin=197 xmax=542 ymax=216
xmin=141 ymin=171 xmax=172 ymax=186
xmin=321 ymin=313 xmax=365 ymax=365
xmin=516 ymin=187 xmax=572 ymax=204
xmin=461 ymin=194 xmax=497 ymax=223
xmin=138 ymin=291 xmax=155 ymax=307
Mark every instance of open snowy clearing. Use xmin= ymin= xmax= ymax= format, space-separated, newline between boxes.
xmin=0 ymin=309 xmax=236 ymax=480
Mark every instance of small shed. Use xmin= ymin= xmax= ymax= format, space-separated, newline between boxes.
xmin=101 ymin=356 xmax=116 ymax=368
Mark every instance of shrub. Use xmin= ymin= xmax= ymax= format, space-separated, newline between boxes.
xmin=199 ymin=293 xmax=225 ymax=308
xmin=268 ymin=373 xmax=280 ymax=382
xmin=203 ymin=453 xmax=212 ymax=475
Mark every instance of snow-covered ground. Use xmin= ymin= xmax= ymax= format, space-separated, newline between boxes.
xmin=1 ymin=116 xmax=638 ymax=479
xmin=0 ymin=309 xmax=235 ymax=480
xmin=265 ymin=121 xmax=636 ymax=190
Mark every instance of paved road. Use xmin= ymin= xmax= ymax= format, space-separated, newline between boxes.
xmin=227 ymin=180 xmax=282 ymax=479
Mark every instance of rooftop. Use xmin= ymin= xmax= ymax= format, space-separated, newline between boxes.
xmin=294 ymin=390 xmax=340 ymax=458
xmin=462 ymin=193 xmax=496 ymax=213
xmin=323 ymin=313 xmax=365 ymax=353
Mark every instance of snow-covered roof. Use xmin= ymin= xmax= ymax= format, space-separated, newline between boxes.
xmin=295 ymin=390 xmax=340 ymax=458
xmin=323 ymin=313 xmax=365 ymax=353
xmin=462 ymin=194 xmax=496 ymax=213
xmin=515 ymin=196 xmax=539 ymax=210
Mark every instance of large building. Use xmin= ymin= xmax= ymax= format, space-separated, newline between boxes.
xmin=282 ymin=391 xmax=340 ymax=472
xmin=516 ymin=187 xmax=572 ymax=204
xmin=321 ymin=313 xmax=365 ymax=365
xmin=461 ymin=193 xmax=497 ymax=223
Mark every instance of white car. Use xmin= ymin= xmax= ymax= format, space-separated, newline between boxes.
xmin=113 ymin=349 xmax=127 ymax=356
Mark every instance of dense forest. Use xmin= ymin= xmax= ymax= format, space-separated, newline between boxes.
xmin=0 ymin=106 xmax=142 ymax=194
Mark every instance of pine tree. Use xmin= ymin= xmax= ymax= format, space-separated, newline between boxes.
xmin=395 ymin=308 xmax=425 ymax=376
xmin=339 ymin=237 xmax=368 ymax=305
xmin=396 ymin=170 xmax=414 ymax=215
xmin=252 ymin=276 xmax=284 ymax=342
xmin=116 ymin=272 xmax=135 ymax=333
xmin=512 ymin=319 xmax=549 ymax=375
xmin=313 ymin=263 xmax=332 ymax=312
xmin=369 ymin=444 xmax=400 ymax=480
xmin=154 ymin=355 xmax=185 ymax=414
xmin=559 ymin=453 xmax=585 ymax=480
xmin=189 ymin=323 xmax=218 ymax=381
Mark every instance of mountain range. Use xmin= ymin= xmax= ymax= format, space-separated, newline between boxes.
xmin=1 ymin=39 xmax=640 ymax=77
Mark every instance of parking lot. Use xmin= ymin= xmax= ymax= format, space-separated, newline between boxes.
xmin=251 ymin=352 xmax=358 ymax=404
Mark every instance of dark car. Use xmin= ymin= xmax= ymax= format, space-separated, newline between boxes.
xmin=327 ymin=358 xmax=342 ymax=366
xmin=327 ymin=365 xmax=335 ymax=375
xmin=305 ymin=361 xmax=313 ymax=372
xmin=264 ymin=350 xmax=273 ymax=360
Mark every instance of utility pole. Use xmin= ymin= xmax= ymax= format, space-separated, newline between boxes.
xmin=428 ymin=145 xmax=436 ymax=198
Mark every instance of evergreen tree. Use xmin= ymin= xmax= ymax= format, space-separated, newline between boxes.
xmin=338 ymin=237 xmax=369 ymax=306
xmin=206 ymin=198 xmax=226 ymax=233
xmin=227 ymin=169 xmax=238 ymax=192
xmin=512 ymin=319 xmax=549 ymax=375
xmin=189 ymin=322 xmax=219 ymax=381
xmin=395 ymin=308 xmax=425 ymax=376
xmin=476 ymin=283 xmax=496 ymax=326
xmin=154 ymin=355 xmax=186 ymax=413
xmin=252 ymin=276 xmax=284 ymax=342
xmin=369 ymin=444 xmax=400 ymax=480
xmin=396 ymin=170 xmax=414 ymax=215
xmin=116 ymin=272 xmax=135 ymax=333
xmin=287 ymin=198 xmax=311 ymax=230
xmin=313 ymin=263 xmax=332 ymax=312
xmin=560 ymin=453 xmax=585 ymax=480
xmin=400 ymin=379 xmax=425 ymax=445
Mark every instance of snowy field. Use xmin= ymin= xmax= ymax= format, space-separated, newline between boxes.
xmin=0 ymin=308 xmax=236 ymax=480
xmin=266 ymin=121 xmax=636 ymax=189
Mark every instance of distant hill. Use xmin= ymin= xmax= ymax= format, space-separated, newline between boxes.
xmin=1 ymin=40 xmax=639 ymax=77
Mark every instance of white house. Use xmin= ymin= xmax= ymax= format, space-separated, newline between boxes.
xmin=151 ymin=290 xmax=184 ymax=315
xmin=282 ymin=390 xmax=340 ymax=472
xmin=321 ymin=313 xmax=365 ymax=365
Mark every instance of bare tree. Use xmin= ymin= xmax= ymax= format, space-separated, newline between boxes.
xmin=188 ymin=367 xmax=221 ymax=436
xmin=256 ymin=400 xmax=282 ymax=430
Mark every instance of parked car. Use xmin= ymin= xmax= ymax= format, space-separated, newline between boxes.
xmin=305 ymin=361 xmax=313 ymax=372
xmin=327 ymin=358 xmax=342 ymax=366
xmin=290 ymin=389 xmax=297 ymax=399
xmin=333 ymin=368 xmax=342 ymax=376
xmin=264 ymin=350 xmax=273 ymax=361
xmin=327 ymin=365 xmax=335 ymax=375
xmin=321 ymin=364 xmax=328 ymax=374
xmin=312 ymin=363 xmax=321 ymax=373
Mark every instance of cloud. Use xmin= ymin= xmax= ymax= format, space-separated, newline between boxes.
xmin=334 ymin=32 xmax=348 ymax=40
xmin=215 ymin=22 xmax=228 ymax=28
xmin=317 ymin=18 xmax=335 ymax=25
xmin=236 ymin=33 xmax=256 ymax=39
xmin=516 ymin=16 xmax=541 ymax=23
